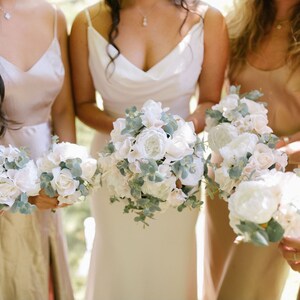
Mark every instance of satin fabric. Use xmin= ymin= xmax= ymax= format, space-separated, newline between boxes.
xmin=85 ymin=5 xmax=208 ymax=300
xmin=0 ymin=14 xmax=73 ymax=300
xmin=203 ymin=63 xmax=300 ymax=300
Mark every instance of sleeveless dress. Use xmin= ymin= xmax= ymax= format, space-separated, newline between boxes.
xmin=203 ymin=62 xmax=300 ymax=299
xmin=85 ymin=6 xmax=207 ymax=300
xmin=0 ymin=9 xmax=73 ymax=300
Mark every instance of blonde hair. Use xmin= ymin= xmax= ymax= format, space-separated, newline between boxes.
xmin=227 ymin=0 xmax=300 ymax=78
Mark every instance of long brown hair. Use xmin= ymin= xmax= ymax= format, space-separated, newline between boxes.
xmin=227 ymin=0 xmax=300 ymax=78
xmin=0 ymin=75 xmax=8 ymax=137
xmin=104 ymin=0 xmax=199 ymax=75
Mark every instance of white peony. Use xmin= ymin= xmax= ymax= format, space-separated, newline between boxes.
xmin=80 ymin=158 xmax=97 ymax=181
xmin=212 ymin=94 xmax=239 ymax=114
xmin=165 ymin=137 xmax=193 ymax=162
xmin=110 ymin=118 xmax=129 ymax=144
xmin=249 ymin=143 xmax=276 ymax=170
xmin=114 ymin=138 xmax=134 ymax=160
xmin=174 ymin=120 xmax=197 ymax=145
xmin=0 ymin=176 xmax=21 ymax=206
xmin=141 ymin=177 xmax=176 ymax=200
xmin=133 ymin=128 xmax=168 ymax=160
xmin=51 ymin=167 xmax=79 ymax=196
xmin=228 ymin=179 xmax=280 ymax=224
xmin=240 ymin=98 xmax=268 ymax=115
xmin=36 ymin=156 xmax=57 ymax=174
xmin=141 ymin=100 xmax=166 ymax=128
xmin=249 ymin=114 xmax=272 ymax=135
xmin=220 ymin=133 xmax=259 ymax=164
xmin=208 ymin=123 xmax=239 ymax=152
xmin=58 ymin=190 xmax=83 ymax=205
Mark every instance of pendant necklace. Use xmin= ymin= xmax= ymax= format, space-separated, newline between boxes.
xmin=136 ymin=2 xmax=158 ymax=27
xmin=0 ymin=6 xmax=11 ymax=20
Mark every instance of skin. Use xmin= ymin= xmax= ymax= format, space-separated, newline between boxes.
xmin=0 ymin=0 xmax=76 ymax=210
xmin=279 ymin=237 xmax=300 ymax=272
xmin=69 ymin=0 xmax=229 ymax=135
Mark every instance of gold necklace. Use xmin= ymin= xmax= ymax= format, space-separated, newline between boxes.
xmin=0 ymin=5 xmax=11 ymax=20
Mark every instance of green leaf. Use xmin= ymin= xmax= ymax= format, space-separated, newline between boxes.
xmin=266 ymin=219 xmax=284 ymax=242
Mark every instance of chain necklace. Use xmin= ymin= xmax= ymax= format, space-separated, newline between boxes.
xmin=274 ymin=19 xmax=289 ymax=30
xmin=136 ymin=2 xmax=158 ymax=27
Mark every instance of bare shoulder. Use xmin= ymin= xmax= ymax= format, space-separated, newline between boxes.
xmin=204 ymin=5 xmax=225 ymax=27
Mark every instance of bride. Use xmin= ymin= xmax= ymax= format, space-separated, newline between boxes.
xmin=70 ymin=0 xmax=228 ymax=299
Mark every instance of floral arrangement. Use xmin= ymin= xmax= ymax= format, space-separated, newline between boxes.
xmin=205 ymin=86 xmax=290 ymax=245
xmin=98 ymin=100 xmax=206 ymax=224
xmin=0 ymin=145 xmax=39 ymax=214
xmin=37 ymin=139 xmax=98 ymax=205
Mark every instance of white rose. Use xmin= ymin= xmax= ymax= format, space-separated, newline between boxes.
xmin=232 ymin=116 xmax=252 ymax=133
xmin=81 ymin=158 xmax=97 ymax=181
xmin=213 ymin=94 xmax=239 ymax=114
xmin=114 ymin=138 xmax=134 ymax=160
xmin=134 ymin=128 xmax=168 ymax=160
xmin=249 ymin=114 xmax=272 ymax=135
xmin=228 ymin=179 xmax=280 ymax=224
xmin=249 ymin=143 xmax=276 ymax=170
xmin=204 ymin=116 xmax=219 ymax=131
xmin=179 ymin=157 xmax=204 ymax=186
xmin=111 ymin=118 xmax=130 ymax=144
xmin=50 ymin=142 xmax=89 ymax=165
xmin=174 ymin=120 xmax=197 ymax=145
xmin=220 ymin=133 xmax=259 ymax=164
xmin=208 ymin=123 xmax=239 ymax=152
xmin=141 ymin=177 xmax=176 ymax=200
xmin=3 ymin=145 xmax=22 ymax=162
xmin=36 ymin=156 xmax=57 ymax=173
xmin=141 ymin=100 xmax=166 ymax=128
xmin=214 ymin=166 xmax=236 ymax=195
xmin=101 ymin=166 xmax=132 ymax=199
xmin=167 ymin=188 xmax=187 ymax=207
xmin=0 ymin=176 xmax=21 ymax=206
xmin=8 ymin=161 xmax=40 ymax=196
xmin=51 ymin=167 xmax=79 ymax=196
xmin=165 ymin=138 xmax=193 ymax=162
xmin=240 ymin=98 xmax=268 ymax=115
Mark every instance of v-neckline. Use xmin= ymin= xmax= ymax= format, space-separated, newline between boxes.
xmin=88 ymin=21 xmax=202 ymax=74
xmin=0 ymin=38 xmax=57 ymax=73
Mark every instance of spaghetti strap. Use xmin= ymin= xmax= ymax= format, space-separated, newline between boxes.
xmin=52 ymin=4 xmax=58 ymax=38
xmin=85 ymin=9 xmax=92 ymax=27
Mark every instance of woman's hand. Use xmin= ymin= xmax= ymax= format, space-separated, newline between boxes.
xmin=279 ymin=237 xmax=300 ymax=272
xmin=29 ymin=190 xmax=59 ymax=210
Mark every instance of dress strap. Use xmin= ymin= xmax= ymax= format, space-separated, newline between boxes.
xmin=85 ymin=9 xmax=92 ymax=27
xmin=199 ymin=4 xmax=209 ymax=19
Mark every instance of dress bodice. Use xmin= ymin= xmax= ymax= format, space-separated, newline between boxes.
xmin=233 ymin=62 xmax=300 ymax=137
xmin=86 ymin=7 xmax=207 ymax=119
xmin=0 ymin=15 xmax=64 ymax=159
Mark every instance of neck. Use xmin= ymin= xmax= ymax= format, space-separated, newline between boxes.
xmin=123 ymin=0 xmax=170 ymax=9
xmin=275 ymin=0 xmax=298 ymax=20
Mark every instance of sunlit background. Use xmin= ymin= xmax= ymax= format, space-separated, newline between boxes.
xmin=49 ymin=0 xmax=300 ymax=299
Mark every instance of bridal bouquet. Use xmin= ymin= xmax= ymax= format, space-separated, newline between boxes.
xmin=98 ymin=100 xmax=205 ymax=224
xmin=37 ymin=139 xmax=98 ymax=205
xmin=0 ymin=145 xmax=39 ymax=214
xmin=205 ymin=86 xmax=289 ymax=245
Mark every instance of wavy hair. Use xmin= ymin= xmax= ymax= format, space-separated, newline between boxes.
xmin=0 ymin=75 xmax=8 ymax=137
xmin=104 ymin=0 xmax=199 ymax=75
xmin=227 ymin=0 xmax=300 ymax=77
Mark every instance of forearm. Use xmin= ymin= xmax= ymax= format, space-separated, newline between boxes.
xmin=76 ymin=103 xmax=115 ymax=134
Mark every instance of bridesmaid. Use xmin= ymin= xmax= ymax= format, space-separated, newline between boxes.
xmin=0 ymin=0 xmax=75 ymax=299
xmin=70 ymin=0 xmax=228 ymax=299
xmin=203 ymin=0 xmax=300 ymax=299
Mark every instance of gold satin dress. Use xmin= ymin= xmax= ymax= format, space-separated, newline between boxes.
xmin=0 ymin=11 xmax=73 ymax=300
xmin=203 ymin=62 xmax=300 ymax=300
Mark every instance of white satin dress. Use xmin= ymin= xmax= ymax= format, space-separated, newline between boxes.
xmin=85 ymin=6 xmax=208 ymax=300
xmin=0 ymin=9 xmax=73 ymax=300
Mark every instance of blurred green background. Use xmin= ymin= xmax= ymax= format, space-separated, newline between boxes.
xmin=51 ymin=1 xmax=300 ymax=299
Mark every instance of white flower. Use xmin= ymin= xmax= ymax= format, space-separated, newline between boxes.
xmin=179 ymin=157 xmax=204 ymax=186
xmin=228 ymin=179 xmax=280 ymax=224
xmin=214 ymin=166 xmax=236 ymax=195
xmin=51 ymin=167 xmax=79 ymax=196
xmin=36 ymin=156 xmax=57 ymax=173
xmin=101 ymin=166 xmax=132 ymax=199
xmin=133 ymin=128 xmax=168 ymax=160
xmin=49 ymin=142 xmax=89 ymax=165
xmin=81 ymin=158 xmax=97 ymax=181
xmin=8 ymin=160 xmax=40 ymax=196
xmin=98 ymin=153 xmax=118 ymax=173
xmin=141 ymin=100 xmax=166 ymax=128
xmin=249 ymin=143 xmax=276 ymax=170
xmin=0 ymin=176 xmax=21 ymax=207
xmin=208 ymin=123 xmax=239 ymax=152
xmin=141 ymin=177 xmax=176 ymax=200
xmin=220 ymin=133 xmax=259 ymax=164
xmin=274 ymin=151 xmax=288 ymax=170
xmin=167 ymin=188 xmax=187 ymax=207
xmin=174 ymin=120 xmax=197 ymax=145
xmin=240 ymin=98 xmax=268 ymax=115
xmin=114 ymin=138 xmax=134 ymax=160
xmin=249 ymin=114 xmax=272 ymax=135
xmin=110 ymin=118 xmax=129 ymax=143
xmin=58 ymin=190 xmax=82 ymax=205
xmin=205 ymin=116 xmax=219 ymax=131
xmin=213 ymin=94 xmax=239 ymax=114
